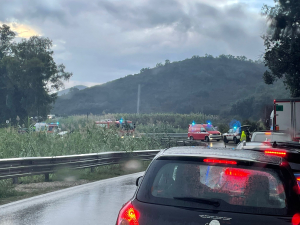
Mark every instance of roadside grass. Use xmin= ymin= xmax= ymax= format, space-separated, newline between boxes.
xmin=55 ymin=113 xmax=219 ymax=133
xmin=0 ymin=126 xmax=162 ymax=158
xmin=0 ymin=161 xmax=150 ymax=205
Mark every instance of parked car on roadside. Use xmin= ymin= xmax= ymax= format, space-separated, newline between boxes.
xmin=116 ymin=146 xmax=300 ymax=225
xmin=223 ymin=125 xmax=251 ymax=144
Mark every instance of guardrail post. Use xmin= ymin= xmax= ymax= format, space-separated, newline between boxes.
xmin=45 ymin=173 xmax=50 ymax=182
xmin=12 ymin=177 xmax=18 ymax=184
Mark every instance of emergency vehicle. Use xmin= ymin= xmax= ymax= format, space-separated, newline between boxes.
xmin=270 ymin=98 xmax=300 ymax=142
xmin=223 ymin=125 xmax=251 ymax=144
xmin=33 ymin=122 xmax=60 ymax=133
xmin=94 ymin=119 xmax=135 ymax=136
xmin=188 ymin=123 xmax=222 ymax=142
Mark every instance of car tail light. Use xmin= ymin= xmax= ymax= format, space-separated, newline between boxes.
xmin=265 ymin=132 xmax=271 ymax=135
xmin=204 ymin=159 xmax=237 ymax=165
xmin=292 ymin=213 xmax=300 ymax=225
xmin=116 ymin=201 xmax=139 ymax=225
xmin=225 ymin=168 xmax=249 ymax=177
xmin=264 ymin=149 xmax=287 ymax=157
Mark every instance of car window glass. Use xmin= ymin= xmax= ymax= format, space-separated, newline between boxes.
xmin=205 ymin=126 xmax=215 ymax=131
xmin=253 ymin=134 xmax=292 ymax=142
xmin=200 ymin=128 xmax=206 ymax=132
xmin=139 ymin=160 xmax=288 ymax=215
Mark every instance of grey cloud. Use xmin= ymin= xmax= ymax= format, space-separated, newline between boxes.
xmin=0 ymin=0 xmax=267 ymax=84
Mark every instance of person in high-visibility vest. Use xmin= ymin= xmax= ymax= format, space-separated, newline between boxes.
xmin=240 ymin=131 xmax=247 ymax=142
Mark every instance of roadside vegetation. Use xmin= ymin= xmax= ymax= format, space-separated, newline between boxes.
xmin=54 ymin=113 xmax=265 ymax=134
xmin=0 ymin=125 xmax=161 ymax=159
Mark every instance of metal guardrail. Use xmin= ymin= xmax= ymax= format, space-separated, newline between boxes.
xmin=0 ymin=150 xmax=161 ymax=183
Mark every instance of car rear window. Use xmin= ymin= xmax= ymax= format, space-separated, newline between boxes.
xmin=253 ymin=133 xmax=292 ymax=142
xmin=137 ymin=159 xmax=288 ymax=215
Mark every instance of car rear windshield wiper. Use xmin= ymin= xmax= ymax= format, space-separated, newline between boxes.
xmin=173 ymin=197 xmax=220 ymax=207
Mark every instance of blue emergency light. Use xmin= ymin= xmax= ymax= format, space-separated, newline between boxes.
xmin=120 ymin=118 xmax=123 ymax=124
xmin=192 ymin=121 xmax=195 ymax=126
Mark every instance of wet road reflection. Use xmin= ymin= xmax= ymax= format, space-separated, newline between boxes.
xmin=0 ymin=172 xmax=143 ymax=225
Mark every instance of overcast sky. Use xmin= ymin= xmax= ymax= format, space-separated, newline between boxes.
xmin=0 ymin=0 xmax=275 ymax=89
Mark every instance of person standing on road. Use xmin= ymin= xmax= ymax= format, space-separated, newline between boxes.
xmin=240 ymin=131 xmax=246 ymax=142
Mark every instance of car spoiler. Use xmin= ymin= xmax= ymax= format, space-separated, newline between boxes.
xmin=242 ymin=142 xmax=300 ymax=172
xmin=272 ymin=141 xmax=300 ymax=151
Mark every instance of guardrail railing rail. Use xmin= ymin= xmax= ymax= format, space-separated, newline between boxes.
xmin=0 ymin=150 xmax=160 ymax=184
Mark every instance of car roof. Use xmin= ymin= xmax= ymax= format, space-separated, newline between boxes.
xmin=238 ymin=141 xmax=300 ymax=153
xmin=253 ymin=132 xmax=287 ymax=135
xmin=158 ymin=146 xmax=282 ymax=165
xmin=189 ymin=124 xmax=203 ymax=127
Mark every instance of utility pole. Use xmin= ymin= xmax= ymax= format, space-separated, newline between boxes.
xmin=137 ymin=84 xmax=141 ymax=114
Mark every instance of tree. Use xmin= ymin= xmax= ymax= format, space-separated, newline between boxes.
xmin=262 ymin=0 xmax=300 ymax=97
xmin=0 ymin=24 xmax=72 ymax=124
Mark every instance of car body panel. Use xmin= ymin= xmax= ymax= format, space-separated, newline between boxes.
xmin=251 ymin=132 xmax=292 ymax=142
xmin=132 ymin=200 xmax=293 ymax=225
xmin=188 ymin=124 xmax=221 ymax=141
xmin=120 ymin=147 xmax=300 ymax=225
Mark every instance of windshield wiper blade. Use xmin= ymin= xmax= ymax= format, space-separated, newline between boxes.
xmin=173 ymin=197 xmax=220 ymax=207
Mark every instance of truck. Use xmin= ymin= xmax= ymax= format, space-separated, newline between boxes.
xmin=270 ymin=98 xmax=300 ymax=142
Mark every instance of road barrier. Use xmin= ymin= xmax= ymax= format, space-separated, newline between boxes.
xmin=0 ymin=150 xmax=160 ymax=183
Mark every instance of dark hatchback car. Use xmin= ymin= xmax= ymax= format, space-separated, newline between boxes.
xmin=116 ymin=147 xmax=300 ymax=225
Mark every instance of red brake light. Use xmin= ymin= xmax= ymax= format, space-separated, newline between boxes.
xmin=225 ymin=168 xmax=249 ymax=177
xmin=117 ymin=201 xmax=139 ymax=225
xmin=297 ymin=178 xmax=300 ymax=182
xmin=292 ymin=213 xmax=300 ymax=225
xmin=204 ymin=159 xmax=237 ymax=165
xmin=265 ymin=149 xmax=286 ymax=157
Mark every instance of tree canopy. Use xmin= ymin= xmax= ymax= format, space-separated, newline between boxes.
xmin=0 ymin=24 xmax=72 ymax=124
xmin=262 ymin=0 xmax=300 ymax=97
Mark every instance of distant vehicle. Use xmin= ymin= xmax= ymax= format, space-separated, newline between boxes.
xmin=48 ymin=123 xmax=60 ymax=133
xmin=251 ymin=131 xmax=292 ymax=142
xmin=270 ymin=98 xmax=300 ymax=142
xmin=47 ymin=114 xmax=56 ymax=119
xmin=33 ymin=122 xmax=60 ymax=133
xmin=116 ymin=147 xmax=300 ymax=225
xmin=223 ymin=125 xmax=251 ymax=144
xmin=33 ymin=123 xmax=48 ymax=132
xmin=188 ymin=123 xmax=221 ymax=142
xmin=94 ymin=119 xmax=135 ymax=136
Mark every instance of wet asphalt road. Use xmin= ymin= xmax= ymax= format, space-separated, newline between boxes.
xmin=0 ymin=142 xmax=235 ymax=225
xmin=0 ymin=172 xmax=144 ymax=225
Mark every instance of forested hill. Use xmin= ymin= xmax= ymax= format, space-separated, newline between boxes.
xmin=52 ymin=55 xmax=289 ymax=119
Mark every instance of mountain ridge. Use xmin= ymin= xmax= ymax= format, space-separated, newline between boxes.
xmin=52 ymin=55 xmax=290 ymax=119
